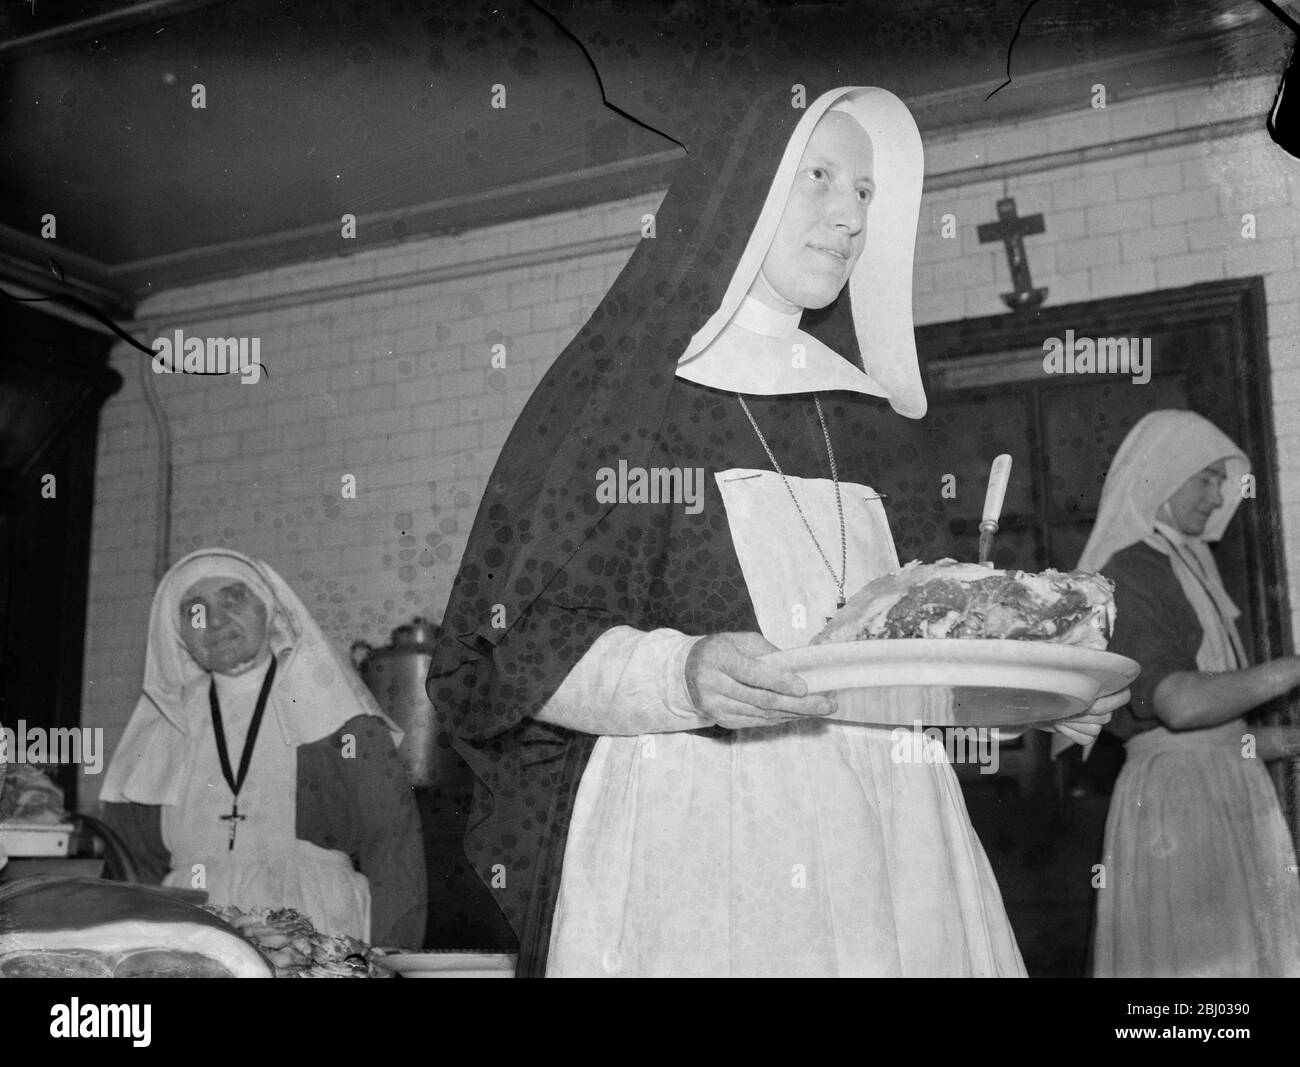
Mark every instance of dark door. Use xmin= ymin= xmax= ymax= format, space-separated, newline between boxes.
xmin=0 ymin=302 xmax=121 ymax=812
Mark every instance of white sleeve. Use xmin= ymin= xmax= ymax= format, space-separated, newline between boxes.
xmin=533 ymin=626 xmax=715 ymax=735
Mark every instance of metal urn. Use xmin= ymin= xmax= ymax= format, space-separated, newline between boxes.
xmin=351 ymin=617 xmax=457 ymax=789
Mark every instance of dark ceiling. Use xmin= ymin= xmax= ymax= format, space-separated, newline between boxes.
xmin=0 ymin=0 xmax=1293 ymax=316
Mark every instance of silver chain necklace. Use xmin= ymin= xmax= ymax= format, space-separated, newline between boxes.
xmin=737 ymin=394 xmax=847 ymax=609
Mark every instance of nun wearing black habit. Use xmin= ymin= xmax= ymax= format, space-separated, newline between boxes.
xmin=428 ymin=84 xmax=1117 ymax=977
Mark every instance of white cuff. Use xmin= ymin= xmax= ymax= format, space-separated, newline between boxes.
xmin=534 ymin=626 xmax=714 ymax=735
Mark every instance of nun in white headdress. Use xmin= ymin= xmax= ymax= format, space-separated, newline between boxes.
xmin=100 ymin=549 xmax=427 ymax=947
xmin=1078 ymin=410 xmax=1300 ymax=977
xmin=437 ymin=85 xmax=1122 ymax=978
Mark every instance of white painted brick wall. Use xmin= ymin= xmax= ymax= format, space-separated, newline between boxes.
xmin=78 ymin=75 xmax=1300 ymax=806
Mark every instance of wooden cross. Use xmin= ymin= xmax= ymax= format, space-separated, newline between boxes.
xmin=220 ymin=801 xmax=246 ymax=850
xmin=977 ymin=197 xmax=1048 ymax=310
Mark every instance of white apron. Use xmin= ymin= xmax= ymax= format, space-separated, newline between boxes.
xmin=1094 ymin=720 xmax=1300 ymax=977
xmin=160 ymin=666 xmax=372 ymax=941
xmin=545 ymin=470 xmax=1025 ymax=976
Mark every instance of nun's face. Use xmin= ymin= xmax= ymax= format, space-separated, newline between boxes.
xmin=750 ymin=110 xmax=874 ymax=312
xmin=177 ymin=576 xmax=271 ymax=674
xmin=1161 ymin=459 xmax=1228 ymax=536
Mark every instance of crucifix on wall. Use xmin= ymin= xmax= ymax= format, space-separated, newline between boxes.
xmin=978 ymin=197 xmax=1049 ymax=311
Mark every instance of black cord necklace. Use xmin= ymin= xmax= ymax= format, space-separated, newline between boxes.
xmin=208 ymin=656 xmax=278 ymax=850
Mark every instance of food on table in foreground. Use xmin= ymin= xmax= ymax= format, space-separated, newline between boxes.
xmin=0 ymin=763 xmax=68 ymax=825
xmin=200 ymin=903 xmax=381 ymax=978
xmin=814 ymin=558 xmax=1115 ymax=649
xmin=0 ymin=876 xmax=273 ymax=977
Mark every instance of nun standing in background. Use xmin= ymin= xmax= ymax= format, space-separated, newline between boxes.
xmin=1080 ymin=410 xmax=1300 ymax=977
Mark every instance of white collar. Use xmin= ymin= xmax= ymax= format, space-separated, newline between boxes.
xmin=676 ymin=295 xmax=892 ymax=398
xmin=730 ymin=294 xmax=802 ymax=338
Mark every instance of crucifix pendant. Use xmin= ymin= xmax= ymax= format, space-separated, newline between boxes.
xmin=220 ymin=801 xmax=246 ymax=851
xmin=825 ymin=594 xmax=846 ymax=626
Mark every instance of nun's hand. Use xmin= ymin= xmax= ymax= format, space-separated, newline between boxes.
xmin=685 ymin=632 xmax=836 ymax=729
xmin=1033 ymin=687 xmax=1128 ymax=744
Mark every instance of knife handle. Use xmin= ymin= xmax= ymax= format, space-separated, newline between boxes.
xmin=981 ymin=454 xmax=1013 ymax=527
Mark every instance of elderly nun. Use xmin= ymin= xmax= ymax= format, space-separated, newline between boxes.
xmin=100 ymin=549 xmax=426 ymax=948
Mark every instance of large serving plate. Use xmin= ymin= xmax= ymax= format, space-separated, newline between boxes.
xmin=373 ymin=952 xmax=517 ymax=978
xmin=761 ymin=640 xmax=1139 ymax=727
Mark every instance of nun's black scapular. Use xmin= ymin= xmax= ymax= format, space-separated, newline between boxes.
xmin=427 ymin=84 xmax=960 ymax=976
